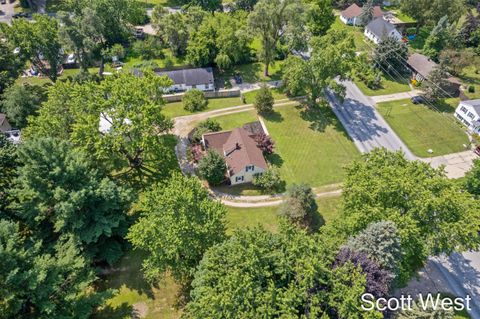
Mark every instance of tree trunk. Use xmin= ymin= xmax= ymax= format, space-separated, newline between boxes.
xmin=264 ymin=63 xmax=269 ymax=77
xmin=99 ymin=57 xmax=104 ymax=76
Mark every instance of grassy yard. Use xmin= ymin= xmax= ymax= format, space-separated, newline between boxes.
xmin=331 ymin=17 xmax=370 ymax=52
xmin=225 ymin=195 xmax=342 ymax=234
xmin=377 ymin=99 xmax=469 ymax=157
xmin=263 ymin=103 xmax=360 ymax=186
xmin=217 ymin=60 xmax=285 ymax=84
xmin=162 ymin=88 xmax=288 ymax=118
xmin=354 ymin=74 xmax=412 ymax=96
xmin=97 ymin=194 xmax=342 ymax=318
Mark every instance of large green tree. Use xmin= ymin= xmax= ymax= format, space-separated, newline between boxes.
xmin=1 ymin=84 xmax=46 ymax=129
xmin=401 ymin=0 xmax=465 ymax=29
xmin=24 ymin=72 xmax=175 ymax=183
xmin=185 ymin=225 xmax=382 ymax=318
xmin=0 ymin=136 xmax=17 ymax=214
xmin=0 ymin=220 xmax=101 ymax=319
xmin=11 ymin=138 xmax=131 ymax=264
xmin=58 ymin=8 xmax=105 ymax=72
xmin=305 ymin=0 xmax=335 ymax=36
xmin=3 ymin=14 xmax=63 ymax=82
xmin=128 ymin=173 xmax=227 ymax=286
xmin=340 ymin=149 xmax=480 ymax=284
xmin=465 ymin=158 xmax=480 ymax=197
xmin=278 ymin=183 xmax=320 ymax=230
xmin=282 ymin=29 xmax=355 ymax=103
xmin=373 ymin=36 xmax=409 ymax=73
xmin=187 ymin=12 xmax=251 ymax=68
xmin=152 ymin=8 xmax=191 ymax=57
xmin=248 ymin=0 xmax=306 ymax=76
xmin=0 ymin=40 xmax=24 ymax=94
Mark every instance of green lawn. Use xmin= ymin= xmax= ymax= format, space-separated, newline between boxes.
xmin=225 ymin=196 xmax=342 ymax=234
xmin=377 ymin=99 xmax=469 ymax=157
xmin=263 ymin=103 xmax=360 ymax=186
xmin=209 ymin=103 xmax=358 ymax=187
xmin=218 ymin=60 xmax=285 ymax=84
xmin=162 ymin=88 xmax=288 ymax=118
xmin=407 ymin=27 xmax=431 ymax=52
xmin=331 ymin=17 xmax=369 ymax=52
xmin=354 ymin=75 xmax=412 ymax=96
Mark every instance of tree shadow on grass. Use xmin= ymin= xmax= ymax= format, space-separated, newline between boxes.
xmin=266 ymin=153 xmax=284 ymax=168
xmin=309 ymin=210 xmax=326 ymax=233
xmin=262 ymin=110 xmax=284 ymax=123
xmin=98 ymin=250 xmax=155 ymax=300
xmin=93 ymin=302 xmax=134 ymax=319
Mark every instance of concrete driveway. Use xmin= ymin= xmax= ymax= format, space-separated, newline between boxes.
xmin=326 ymin=80 xmax=416 ymax=160
xmin=0 ymin=0 xmax=16 ymax=24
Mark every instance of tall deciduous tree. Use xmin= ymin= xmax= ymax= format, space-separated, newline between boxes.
xmin=465 ymin=159 xmax=480 ymax=197
xmin=305 ymin=0 xmax=335 ymax=36
xmin=254 ymin=84 xmax=274 ymax=113
xmin=3 ymin=14 xmax=63 ymax=82
xmin=341 ymin=149 xmax=480 ymax=284
xmin=401 ymin=0 xmax=465 ymax=29
xmin=152 ymin=9 xmax=190 ymax=57
xmin=24 ymin=72 xmax=175 ymax=183
xmin=58 ymin=8 xmax=105 ymax=72
xmin=1 ymin=84 xmax=46 ymax=129
xmin=0 ymin=40 xmax=24 ymax=94
xmin=11 ymin=138 xmax=132 ymax=264
xmin=422 ymin=65 xmax=451 ymax=101
xmin=279 ymin=183 xmax=319 ymax=230
xmin=282 ymin=29 xmax=355 ymax=103
xmin=0 ymin=136 xmax=17 ymax=214
xmin=248 ymin=0 xmax=306 ymax=76
xmin=128 ymin=173 xmax=227 ymax=286
xmin=185 ymin=225 xmax=381 ymax=318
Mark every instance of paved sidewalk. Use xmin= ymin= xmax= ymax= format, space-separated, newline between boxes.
xmin=370 ymin=90 xmax=422 ymax=103
xmin=420 ymin=150 xmax=477 ymax=179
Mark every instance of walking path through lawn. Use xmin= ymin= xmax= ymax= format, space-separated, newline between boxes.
xmin=370 ymin=89 xmax=422 ymax=103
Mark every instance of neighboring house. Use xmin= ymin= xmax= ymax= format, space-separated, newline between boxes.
xmin=454 ymin=99 xmax=480 ymax=134
xmin=364 ymin=17 xmax=402 ymax=44
xmin=340 ymin=3 xmax=384 ymax=26
xmin=156 ymin=67 xmax=215 ymax=93
xmin=407 ymin=53 xmax=461 ymax=97
xmin=202 ymin=122 xmax=268 ymax=185
xmin=0 ymin=113 xmax=12 ymax=133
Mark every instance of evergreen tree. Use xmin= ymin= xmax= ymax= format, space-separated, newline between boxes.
xmin=373 ymin=36 xmax=409 ymax=74
xmin=358 ymin=0 xmax=374 ymax=25
xmin=279 ymin=183 xmax=320 ymax=230
xmin=254 ymin=84 xmax=274 ymax=113
xmin=11 ymin=138 xmax=131 ymax=264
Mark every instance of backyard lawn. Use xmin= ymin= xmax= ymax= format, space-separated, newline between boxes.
xmin=262 ymin=103 xmax=360 ymax=186
xmin=162 ymin=88 xmax=289 ymax=118
xmin=97 ymin=194 xmax=342 ymax=319
xmin=354 ymin=75 xmax=412 ymax=96
xmin=377 ymin=99 xmax=469 ymax=157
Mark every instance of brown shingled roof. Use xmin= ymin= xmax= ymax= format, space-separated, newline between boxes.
xmin=341 ymin=4 xmax=383 ymax=19
xmin=407 ymin=53 xmax=437 ymax=78
xmin=203 ymin=126 xmax=268 ymax=176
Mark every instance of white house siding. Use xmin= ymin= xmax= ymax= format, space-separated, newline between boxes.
xmin=229 ymin=165 xmax=266 ymax=185
xmin=165 ymin=83 xmax=214 ymax=93
xmin=364 ymin=28 xmax=402 ymax=44
xmin=455 ymin=102 xmax=480 ymax=134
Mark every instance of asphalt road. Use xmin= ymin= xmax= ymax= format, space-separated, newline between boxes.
xmin=432 ymin=252 xmax=480 ymax=319
xmin=326 ymin=80 xmax=416 ymax=160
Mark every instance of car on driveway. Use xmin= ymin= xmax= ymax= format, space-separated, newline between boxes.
xmin=411 ymin=95 xmax=425 ymax=104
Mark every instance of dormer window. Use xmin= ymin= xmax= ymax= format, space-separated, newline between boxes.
xmin=246 ymin=165 xmax=255 ymax=172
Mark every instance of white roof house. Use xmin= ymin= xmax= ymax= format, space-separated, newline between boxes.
xmin=364 ymin=17 xmax=402 ymax=44
xmin=455 ymin=100 xmax=480 ymax=134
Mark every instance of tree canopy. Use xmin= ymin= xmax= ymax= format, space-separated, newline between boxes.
xmin=128 ymin=172 xmax=227 ymax=286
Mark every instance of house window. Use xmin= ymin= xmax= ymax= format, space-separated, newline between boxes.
xmin=246 ymin=165 xmax=255 ymax=172
xmin=468 ymin=112 xmax=475 ymax=119
xmin=235 ymin=176 xmax=244 ymax=182
xmin=460 ymin=106 xmax=468 ymax=113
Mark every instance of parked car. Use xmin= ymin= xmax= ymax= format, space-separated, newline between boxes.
xmin=411 ymin=95 xmax=425 ymax=104
xmin=12 ymin=12 xmax=30 ymax=19
xmin=475 ymin=146 xmax=480 ymax=156
xmin=234 ymin=74 xmax=242 ymax=84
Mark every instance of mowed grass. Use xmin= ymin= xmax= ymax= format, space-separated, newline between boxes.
xmin=331 ymin=17 xmax=370 ymax=52
xmin=354 ymin=75 xmax=412 ymax=96
xmin=162 ymin=88 xmax=289 ymax=118
xmin=377 ymin=99 xmax=469 ymax=157
xmin=203 ymin=110 xmax=259 ymax=130
xmin=263 ymin=103 xmax=360 ymax=187
xmin=226 ymin=195 xmax=342 ymax=234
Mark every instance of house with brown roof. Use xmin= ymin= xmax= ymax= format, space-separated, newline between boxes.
xmin=340 ymin=3 xmax=384 ymax=26
xmin=202 ymin=122 xmax=268 ymax=185
xmin=406 ymin=53 xmax=461 ymax=97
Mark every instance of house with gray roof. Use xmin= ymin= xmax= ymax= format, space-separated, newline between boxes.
xmin=364 ymin=17 xmax=402 ymax=44
xmin=340 ymin=3 xmax=384 ymax=26
xmin=455 ymin=100 xmax=480 ymax=134
xmin=156 ymin=67 xmax=215 ymax=93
